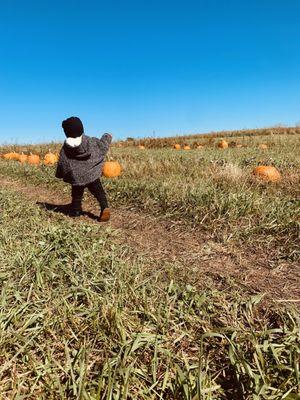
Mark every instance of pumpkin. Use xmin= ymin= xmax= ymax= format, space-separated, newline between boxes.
xmin=28 ymin=153 xmax=40 ymax=165
xmin=102 ymin=161 xmax=122 ymax=178
xmin=174 ymin=144 xmax=181 ymax=150
xmin=258 ymin=144 xmax=268 ymax=149
xmin=183 ymin=145 xmax=191 ymax=150
xmin=12 ymin=152 xmax=20 ymax=160
xmin=3 ymin=152 xmax=19 ymax=160
xmin=218 ymin=140 xmax=228 ymax=149
xmin=3 ymin=153 xmax=13 ymax=160
xmin=253 ymin=166 xmax=281 ymax=182
xmin=18 ymin=153 xmax=28 ymax=163
xmin=44 ymin=151 xmax=58 ymax=165
xmin=138 ymin=145 xmax=145 ymax=150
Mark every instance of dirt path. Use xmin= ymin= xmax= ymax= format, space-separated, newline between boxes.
xmin=1 ymin=175 xmax=299 ymax=303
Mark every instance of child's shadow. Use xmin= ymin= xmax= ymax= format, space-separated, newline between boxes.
xmin=37 ymin=202 xmax=99 ymax=221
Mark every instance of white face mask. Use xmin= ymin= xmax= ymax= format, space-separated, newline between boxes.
xmin=65 ymin=135 xmax=83 ymax=147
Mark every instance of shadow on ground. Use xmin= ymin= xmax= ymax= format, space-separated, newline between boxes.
xmin=36 ymin=202 xmax=99 ymax=221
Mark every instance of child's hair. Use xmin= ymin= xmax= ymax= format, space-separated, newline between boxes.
xmin=62 ymin=116 xmax=84 ymax=138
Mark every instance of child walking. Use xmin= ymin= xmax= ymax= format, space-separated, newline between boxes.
xmin=55 ymin=116 xmax=112 ymax=222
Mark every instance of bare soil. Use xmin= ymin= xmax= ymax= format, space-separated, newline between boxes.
xmin=1 ymin=175 xmax=299 ymax=303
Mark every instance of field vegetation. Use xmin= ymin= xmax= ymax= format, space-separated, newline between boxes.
xmin=0 ymin=129 xmax=299 ymax=399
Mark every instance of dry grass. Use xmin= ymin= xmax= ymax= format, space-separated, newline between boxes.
xmin=0 ymin=188 xmax=299 ymax=399
xmin=210 ymin=163 xmax=245 ymax=184
xmin=115 ymin=126 xmax=300 ymax=148
xmin=0 ymin=134 xmax=299 ymax=257
xmin=0 ymin=131 xmax=299 ymax=398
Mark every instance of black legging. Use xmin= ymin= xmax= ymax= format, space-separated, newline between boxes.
xmin=71 ymin=179 xmax=108 ymax=211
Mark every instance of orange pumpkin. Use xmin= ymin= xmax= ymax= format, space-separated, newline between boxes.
xmin=102 ymin=161 xmax=122 ymax=178
xmin=28 ymin=153 xmax=40 ymax=165
xmin=3 ymin=152 xmax=19 ymax=160
xmin=138 ymin=145 xmax=145 ymax=150
xmin=3 ymin=153 xmax=13 ymax=160
xmin=258 ymin=144 xmax=268 ymax=150
xmin=183 ymin=145 xmax=191 ymax=150
xmin=253 ymin=166 xmax=281 ymax=182
xmin=18 ymin=153 xmax=28 ymax=163
xmin=218 ymin=140 xmax=228 ymax=149
xmin=12 ymin=152 xmax=20 ymax=160
xmin=44 ymin=151 xmax=58 ymax=165
xmin=174 ymin=144 xmax=181 ymax=150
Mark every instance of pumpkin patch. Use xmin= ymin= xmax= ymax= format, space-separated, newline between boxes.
xmin=0 ymin=126 xmax=298 ymax=400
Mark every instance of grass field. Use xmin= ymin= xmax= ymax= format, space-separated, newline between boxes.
xmin=0 ymin=131 xmax=299 ymax=399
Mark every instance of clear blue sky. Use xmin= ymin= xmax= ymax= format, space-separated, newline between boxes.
xmin=1 ymin=0 xmax=300 ymax=144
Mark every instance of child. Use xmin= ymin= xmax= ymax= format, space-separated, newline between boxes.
xmin=55 ymin=116 xmax=112 ymax=222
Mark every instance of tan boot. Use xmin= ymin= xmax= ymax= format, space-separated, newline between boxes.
xmin=99 ymin=208 xmax=110 ymax=222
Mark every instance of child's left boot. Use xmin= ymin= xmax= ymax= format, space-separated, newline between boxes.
xmin=98 ymin=208 xmax=110 ymax=222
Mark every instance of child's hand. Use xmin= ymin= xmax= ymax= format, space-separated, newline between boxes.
xmin=98 ymin=133 xmax=113 ymax=153
xmin=101 ymin=133 xmax=112 ymax=139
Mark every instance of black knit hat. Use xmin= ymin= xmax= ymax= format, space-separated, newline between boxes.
xmin=62 ymin=116 xmax=84 ymax=138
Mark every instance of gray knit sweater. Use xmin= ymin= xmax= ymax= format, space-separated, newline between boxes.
xmin=55 ymin=134 xmax=112 ymax=186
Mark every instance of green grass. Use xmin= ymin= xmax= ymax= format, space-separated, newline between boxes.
xmin=0 ymin=188 xmax=299 ymax=399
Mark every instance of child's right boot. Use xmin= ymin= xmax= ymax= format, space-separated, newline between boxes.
xmin=69 ymin=209 xmax=83 ymax=217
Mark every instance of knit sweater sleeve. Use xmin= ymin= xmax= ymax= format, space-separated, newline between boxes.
xmin=95 ymin=133 xmax=112 ymax=155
